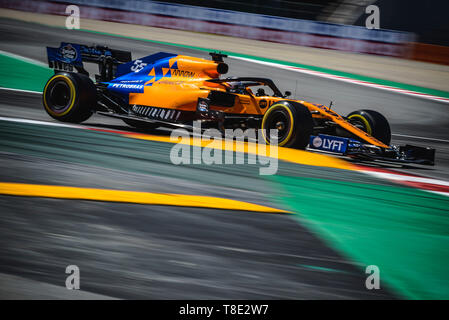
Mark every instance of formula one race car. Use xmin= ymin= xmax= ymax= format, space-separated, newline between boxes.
xmin=42 ymin=42 xmax=435 ymax=165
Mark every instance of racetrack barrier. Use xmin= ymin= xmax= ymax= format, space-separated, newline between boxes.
xmin=0 ymin=0 xmax=413 ymax=58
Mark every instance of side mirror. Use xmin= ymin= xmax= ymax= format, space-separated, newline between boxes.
xmin=284 ymin=91 xmax=291 ymax=97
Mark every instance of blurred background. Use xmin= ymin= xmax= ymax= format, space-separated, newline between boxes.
xmin=2 ymin=0 xmax=448 ymax=63
xmin=161 ymin=0 xmax=449 ymax=46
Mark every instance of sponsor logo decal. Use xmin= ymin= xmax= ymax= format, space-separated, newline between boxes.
xmin=130 ymin=59 xmax=148 ymax=73
xmin=309 ymin=134 xmax=348 ymax=153
xmin=312 ymin=136 xmax=323 ymax=148
xmin=111 ymin=83 xmax=144 ymax=90
xmin=119 ymin=80 xmax=145 ymax=83
xmin=259 ymin=100 xmax=268 ymax=108
xmin=60 ymin=44 xmax=77 ymax=61
xmin=172 ymin=69 xmax=196 ymax=78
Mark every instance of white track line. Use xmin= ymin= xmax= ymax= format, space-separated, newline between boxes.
xmin=392 ymin=133 xmax=449 ymax=143
xmin=0 ymin=116 xmax=82 ymax=128
xmin=231 ymin=56 xmax=449 ymax=104
xmin=361 ymin=168 xmax=449 ymax=198
xmin=430 ymin=191 xmax=449 ymax=197
xmin=0 ymin=50 xmax=48 ymax=67
xmin=0 ymin=87 xmax=42 ymax=94
xmin=362 ymin=170 xmax=449 ymax=187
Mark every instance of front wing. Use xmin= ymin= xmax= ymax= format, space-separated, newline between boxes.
xmin=308 ymin=134 xmax=435 ymax=166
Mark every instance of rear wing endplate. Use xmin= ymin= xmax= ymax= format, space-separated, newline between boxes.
xmin=46 ymin=42 xmax=132 ymax=81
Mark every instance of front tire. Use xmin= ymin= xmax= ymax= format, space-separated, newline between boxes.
xmin=347 ymin=109 xmax=391 ymax=145
xmin=43 ymin=72 xmax=96 ymax=123
xmin=261 ymin=101 xmax=313 ymax=149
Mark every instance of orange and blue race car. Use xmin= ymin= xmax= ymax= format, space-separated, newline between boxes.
xmin=42 ymin=42 xmax=435 ymax=165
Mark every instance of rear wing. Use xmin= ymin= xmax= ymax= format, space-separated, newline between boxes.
xmin=46 ymin=42 xmax=132 ymax=81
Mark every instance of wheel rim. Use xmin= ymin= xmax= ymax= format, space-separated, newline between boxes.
xmin=351 ymin=119 xmax=366 ymax=131
xmin=348 ymin=114 xmax=372 ymax=135
xmin=49 ymin=81 xmax=71 ymax=112
xmin=264 ymin=109 xmax=291 ymax=144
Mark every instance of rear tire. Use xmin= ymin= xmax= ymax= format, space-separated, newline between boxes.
xmin=261 ymin=101 xmax=313 ymax=149
xmin=43 ymin=72 xmax=96 ymax=123
xmin=347 ymin=109 xmax=391 ymax=145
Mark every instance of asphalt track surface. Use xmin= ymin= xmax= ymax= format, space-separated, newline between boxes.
xmin=0 ymin=18 xmax=448 ymax=299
